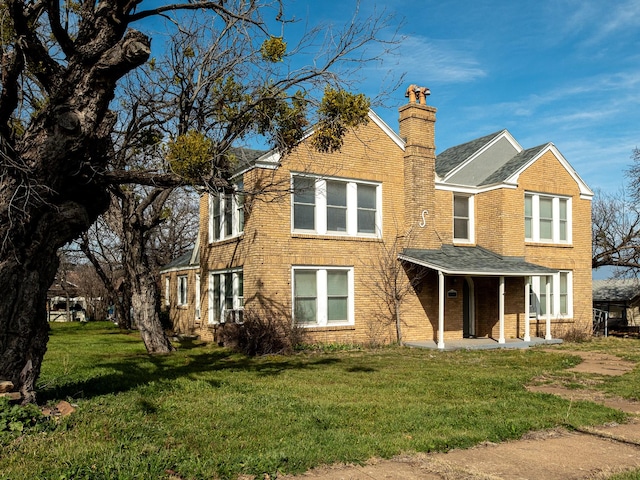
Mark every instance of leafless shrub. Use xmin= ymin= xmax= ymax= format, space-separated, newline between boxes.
xmin=219 ymin=309 xmax=306 ymax=356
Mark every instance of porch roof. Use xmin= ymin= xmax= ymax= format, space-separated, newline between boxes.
xmin=399 ymin=245 xmax=557 ymax=277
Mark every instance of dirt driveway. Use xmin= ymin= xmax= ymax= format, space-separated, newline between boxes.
xmin=281 ymin=349 xmax=640 ymax=480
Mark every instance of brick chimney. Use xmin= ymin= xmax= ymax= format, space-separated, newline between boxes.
xmin=398 ymin=85 xmax=439 ymax=249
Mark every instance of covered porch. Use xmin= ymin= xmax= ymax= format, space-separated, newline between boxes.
xmin=399 ymin=245 xmax=559 ymax=350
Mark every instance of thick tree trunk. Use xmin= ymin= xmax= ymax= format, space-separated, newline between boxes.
xmin=0 ymin=6 xmax=151 ymax=401
xmin=123 ymin=199 xmax=175 ymax=354
xmin=132 ymin=276 xmax=175 ymax=353
xmin=0 ymin=256 xmax=57 ymax=404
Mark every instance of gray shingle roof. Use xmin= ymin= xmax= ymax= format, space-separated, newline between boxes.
xmin=479 ymin=144 xmax=547 ymax=186
xmin=593 ymin=279 xmax=640 ymax=302
xmin=232 ymin=147 xmax=268 ymax=171
xmin=400 ymin=245 xmax=556 ymax=276
xmin=435 ymin=130 xmax=505 ymax=178
xmin=160 ymin=249 xmax=195 ymax=271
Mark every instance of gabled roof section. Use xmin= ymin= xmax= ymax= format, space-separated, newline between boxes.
xmin=160 ymin=248 xmax=198 ymax=273
xmin=436 ymin=130 xmax=593 ymax=198
xmin=234 ymin=109 xmax=404 ymax=175
xmin=480 ymin=144 xmax=547 ymax=186
xmin=593 ymin=279 xmax=640 ymax=303
xmin=399 ymin=245 xmax=556 ymax=276
xmin=489 ymin=143 xmax=593 ymax=198
xmin=436 ymin=130 xmax=520 ymax=180
xmin=368 ymin=109 xmax=405 ymax=150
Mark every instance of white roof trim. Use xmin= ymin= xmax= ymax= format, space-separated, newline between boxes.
xmin=505 ymin=143 xmax=594 ymax=199
xmin=160 ymin=265 xmax=199 ymax=274
xmin=442 ymin=130 xmax=523 ymax=182
xmin=435 ymin=181 xmax=518 ymax=194
xmin=368 ymin=109 xmax=405 ymax=150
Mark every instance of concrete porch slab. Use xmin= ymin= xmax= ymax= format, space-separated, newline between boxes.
xmin=404 ymin=336 xmax=562 ymax=351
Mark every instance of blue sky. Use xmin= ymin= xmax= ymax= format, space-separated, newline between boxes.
xmin=284 ymin=0 xmax=640 ymax=194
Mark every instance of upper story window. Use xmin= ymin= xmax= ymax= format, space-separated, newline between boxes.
xmin=525 ymin=193 xmax=570 ymax=244
xmin=208 ymin=180 xmax=244 ymax=243
xmin=177 ymin=275 xmax=188 ymax=306
xmin=292 ymin=175 xmax=381 ymax=237
xmin=293 ymin=266 xmax=354 ymax=327
xmin=453 ymin=194 xmax=474 ymax=243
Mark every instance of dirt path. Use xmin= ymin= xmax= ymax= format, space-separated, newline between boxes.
xmin=281 ymin=349 xmax=640 ymax=480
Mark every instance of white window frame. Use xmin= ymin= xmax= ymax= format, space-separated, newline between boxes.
xmin=291 ymin=174 xmax=382 ymax=238
xmin=177 ymin=275 xmax=188 ymax=307
xmin=453 ymin=194 xmax=474 ymax=243
xmin=208 ymin=181 xmax=244 ymax=243
xmin=292 ymin=266 xmax=355 ymax=327
xmin=207 ymin=268 xmax=243 ymax=324
xmin=164 ymin=277 xmax=170 ymax=306
xmin=525 ymin=192 xmax=571 ymax=244
xmin=195 ymin=273 xmax=201 ymax=320
xmin=529 ymin=271 xmax=572 ymax=319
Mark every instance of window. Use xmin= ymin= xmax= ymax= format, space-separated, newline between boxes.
xmin=326 ymin=181 xmax=347 ymax=232
xmin=208 ymin=269 xmax=243 ymax=324
xmin=177 ymin=275 xmax=188 ymax=306
xmin=525 ymin=193 xmax=570 ymax=243
xmin=293 ymin=176 xmax=315 ymax=230
xmin=357 ymin=184 xmax=377 ymax=234
xmin=293 ymin=267 xmax=353 ymax=326
xmin=529 ymin=271 xmax=572 ymax=318
xmin=164 ymin=277 xmax=170 ymax=306
xmin=208 ymin=180 xmax=244 ymax=242
xmin=453 ymin=194 xmax=474 ymax=242
xmin=195 ymin=274 xmax=201 ymax=320
xmin=292 ymin=175 xmax=381 ymax=237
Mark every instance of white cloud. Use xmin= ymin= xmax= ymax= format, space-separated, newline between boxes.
xmin=385 ymin=34 xmax=487 ymax=84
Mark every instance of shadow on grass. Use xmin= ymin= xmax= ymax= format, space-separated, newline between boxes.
xmin=39 ymin=342 xmax=343 ymax=403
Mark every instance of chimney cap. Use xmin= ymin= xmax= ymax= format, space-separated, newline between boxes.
xmin=405 ymin=85 xmax=431 ymax=105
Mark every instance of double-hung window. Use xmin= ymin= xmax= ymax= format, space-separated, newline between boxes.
xmin=529 ymin=271 xmax=572 ymax=318
xmin=453 ymin=194 xmax=474 ymax=242
xmin=525 ymin=193 xmax=570 ymax=243
xmin=177 ymin=275 xmax=188 ymax=306
xmin=208 ymin=180 xmax=245 ymax=242
xmin=293 ymin=267 xmax=354 ymax=326
xmin=208 ymin=268 xmax=243 ymax=324
xmin=292 ymin=175 xmax=381 ymax=237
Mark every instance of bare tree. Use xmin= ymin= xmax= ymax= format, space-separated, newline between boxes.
xmin=592 ymin=147 xmax=640 ymax=276
xmin=592 ymin=189 xmax=640 ymax=273
xmin=0 ymin=1 xmax=398 ymax=402
xmin=364 ymin=226 xmax=428 ymax=345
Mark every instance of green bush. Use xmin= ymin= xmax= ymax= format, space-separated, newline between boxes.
xmin=0 ymin=397 xmax=54 ymax=445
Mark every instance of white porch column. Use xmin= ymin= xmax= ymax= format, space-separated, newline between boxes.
xmin=438 ymin=270 xmax=445 ymax=349
xmin=498 ymin=276 xmax=505 ymax=344
xmin=545 ymin=275 xmax=552 ymax=340
xmin=524 ymin=277 xmax=531 ymax=342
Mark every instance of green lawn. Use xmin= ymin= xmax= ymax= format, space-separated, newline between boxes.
xmin=1 ymin=322 xmax=636 ymax=480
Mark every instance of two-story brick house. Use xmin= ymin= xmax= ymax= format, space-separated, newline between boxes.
xmin=160 ymin=85 xmax=593 ymax=348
